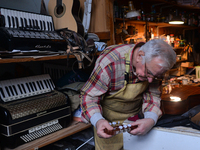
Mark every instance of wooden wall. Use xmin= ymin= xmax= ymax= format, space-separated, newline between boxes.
xmin=79 ymin=0 xmax=115 ymax=45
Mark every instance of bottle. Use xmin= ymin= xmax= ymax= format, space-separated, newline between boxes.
xmin=118 ymin=6 xmax=122 ymax=18
xmin=137 ymin=9 xmax=142 ymax=20
xmin=169 ymin=9 xmax=173 ymax=22
xmin=140 ymin=2 xmax=146 ymax=21
xmin=188 ymin=13 xmax=191 ymax=26
xmin=150 ymin=5 xmax=156 ymax=22
xmin=156 ymin=13 xmax=161 ymax=23
xmin=165 ymin=13 xmax=169 ymax=23
xmin=113 ymin=1 xmax=119 ymax=18
xmin=181 ymin=11 xmax=185 ymax=23
xmin=161 ymin=13 xmax=166 ymax=23
xmin=147 ymin=13 xmax=151 ymax=22
xmin=170 ymin=34 xmax=174 ymax=47
xmin=184 ymin=11 xmax=188 ymax=25
xmin=192 ymin=13 xmax=198 ymax=27
xmin=151 ymin=28 xmax=154 ymax=39
xmin=198 ymin=15 xmax=200 ymax=27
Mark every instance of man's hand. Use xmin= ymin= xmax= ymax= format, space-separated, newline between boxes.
xmin=129 ymin=118 xmax=155 ymax=135
xmin=96 ymin=119 xmax=114 ymax=138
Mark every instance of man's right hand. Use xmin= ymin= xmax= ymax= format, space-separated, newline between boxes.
xmin=96 ymin=119 xmax=114 ymax=138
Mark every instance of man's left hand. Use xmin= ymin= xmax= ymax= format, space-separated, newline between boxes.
xmin=129 ymin=118 xmax=155 ymax=135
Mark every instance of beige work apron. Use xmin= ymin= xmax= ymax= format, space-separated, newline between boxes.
xmin=94 ymin=49 xmax=149 ymax=150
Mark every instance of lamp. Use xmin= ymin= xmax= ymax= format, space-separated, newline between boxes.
xmin=169 ymin=9 xmax=184 ymax=24
xmin=119 ymin=1 xmax=140 ymax=43
xmin=169 ymin=16 xmax=184 ymax=24
xmin=126 ymin=1 xmax=140 ymax=19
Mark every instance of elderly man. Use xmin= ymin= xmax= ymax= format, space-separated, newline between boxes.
xmin=80 ymin=39 xmax=176 ymax=150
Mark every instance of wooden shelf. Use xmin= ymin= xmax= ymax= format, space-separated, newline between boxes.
xmin=115 ymin=18 xmax=198 ymax=29
xmin=176 ymin=58 xmax=187 ymax=63
xmin=173 ymin=47 xmax=185 ymax=50
xmin=4 ymin=121 xmax=91 ymax=150
xmin=168 ymin=68 xmax=179 ymax=72
xmin=0 ymin=52 xmax=101 ymax=64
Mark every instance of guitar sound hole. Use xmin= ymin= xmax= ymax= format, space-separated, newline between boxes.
xmin=54 ymin=3 xmax=66 ymax=18
xmin=57 ymin=6 xmax=63 ymax=15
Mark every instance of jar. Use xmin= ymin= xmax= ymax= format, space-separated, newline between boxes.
xmin=176 ymin=55 xmax=181 ymax=61
xmin=162 ymin=83 xmax=172 ymax=94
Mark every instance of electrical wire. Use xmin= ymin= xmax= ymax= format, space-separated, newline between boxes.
xmin=75 ymin=136 xmax=94 ymax=150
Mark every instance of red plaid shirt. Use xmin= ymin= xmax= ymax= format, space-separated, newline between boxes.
xmin=80 ymin=44 xmax=162 ymax=123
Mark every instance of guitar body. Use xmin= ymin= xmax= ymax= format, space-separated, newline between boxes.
xmin=72 ymin=0 xmax=85 ymax=37
xmin=48 ymin=0 xmax=84 ymax=37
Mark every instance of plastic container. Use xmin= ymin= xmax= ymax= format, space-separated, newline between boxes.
xmin=195 ymin=66 xmax=200 ymax=79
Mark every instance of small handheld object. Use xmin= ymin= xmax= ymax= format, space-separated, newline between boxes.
xmin=104 ymin=121 xmax=138 ymax=135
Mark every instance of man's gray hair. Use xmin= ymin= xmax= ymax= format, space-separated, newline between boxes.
xmin=139 ymin=39 xmax=176 ymax=70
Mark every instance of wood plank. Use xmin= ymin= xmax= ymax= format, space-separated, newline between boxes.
xmin=4 ymin=121 xmax=91 ymax=150
xmin=94 ymin=32 xmax=110 ymax=40
xmin=105 ymin=0 xmax=115 ymax=45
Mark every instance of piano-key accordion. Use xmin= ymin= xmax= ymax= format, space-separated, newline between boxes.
xmin=0 ymin=74 xmax=71 ymax=148
xmin=0 ymin=7 xmax=67 ymax=51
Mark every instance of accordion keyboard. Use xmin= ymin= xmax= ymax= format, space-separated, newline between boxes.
xmin=0 ymin=74 xmax=55 ymax=103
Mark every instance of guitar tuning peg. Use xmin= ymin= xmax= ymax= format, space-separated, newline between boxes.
xmin=112 ymin=122 xmax=117 ymax=127
xmin=123 ymin=125 xmax=128 ymax=132
xmin=118 ymin=126 xmax=123 ymax=134
xmin=127 ymin=124 xmax=132 ymax=132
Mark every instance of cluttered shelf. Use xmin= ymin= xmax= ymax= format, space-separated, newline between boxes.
xmin=115 ymin=18 xmax=198 ymax=29
xmin=4 ymin=121 xmax=91 ymax=150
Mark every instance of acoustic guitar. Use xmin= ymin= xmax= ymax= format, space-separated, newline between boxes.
xmin=161 ymin=85 xmax=200 ymax=115
xmin=48 ymin=0 xmax=84 ymax=37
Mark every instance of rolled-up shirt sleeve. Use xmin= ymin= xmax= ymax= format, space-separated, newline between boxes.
xmin=142 ymin=80 xmax=162 ymax=124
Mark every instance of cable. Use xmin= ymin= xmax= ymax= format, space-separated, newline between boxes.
xmin=75 ymin=136 xmax=94 ymax=150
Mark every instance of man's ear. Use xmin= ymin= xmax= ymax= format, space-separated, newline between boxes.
xmin=136 ymin=50 xmax=145 ymax=62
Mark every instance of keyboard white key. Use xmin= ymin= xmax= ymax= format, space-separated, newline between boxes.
xmin=0 ymin=74 xmax=54 ymax=102
xmin=0 ymin=8 xmax=55 ymax=31
xmin=1 ymin=8 xmax=8 ymax=28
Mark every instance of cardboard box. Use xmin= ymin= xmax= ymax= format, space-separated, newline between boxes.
xmin=181 ymin=62 xmax=194 ymax=68
xmin=170 ymin=66 xmax=186 ymax=76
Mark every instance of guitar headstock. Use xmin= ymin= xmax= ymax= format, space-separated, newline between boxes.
xmin=104 ymin=121 xmax=138 ymax=135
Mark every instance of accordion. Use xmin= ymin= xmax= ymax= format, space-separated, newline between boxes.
xmin=0 ymin=74 xmax=71 ymax=148
xmin=0 ymin=7 xmax=67 ymax=51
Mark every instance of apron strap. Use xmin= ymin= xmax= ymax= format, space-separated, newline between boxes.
xmin=124 ymin=48 xmax=133 ymax=82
